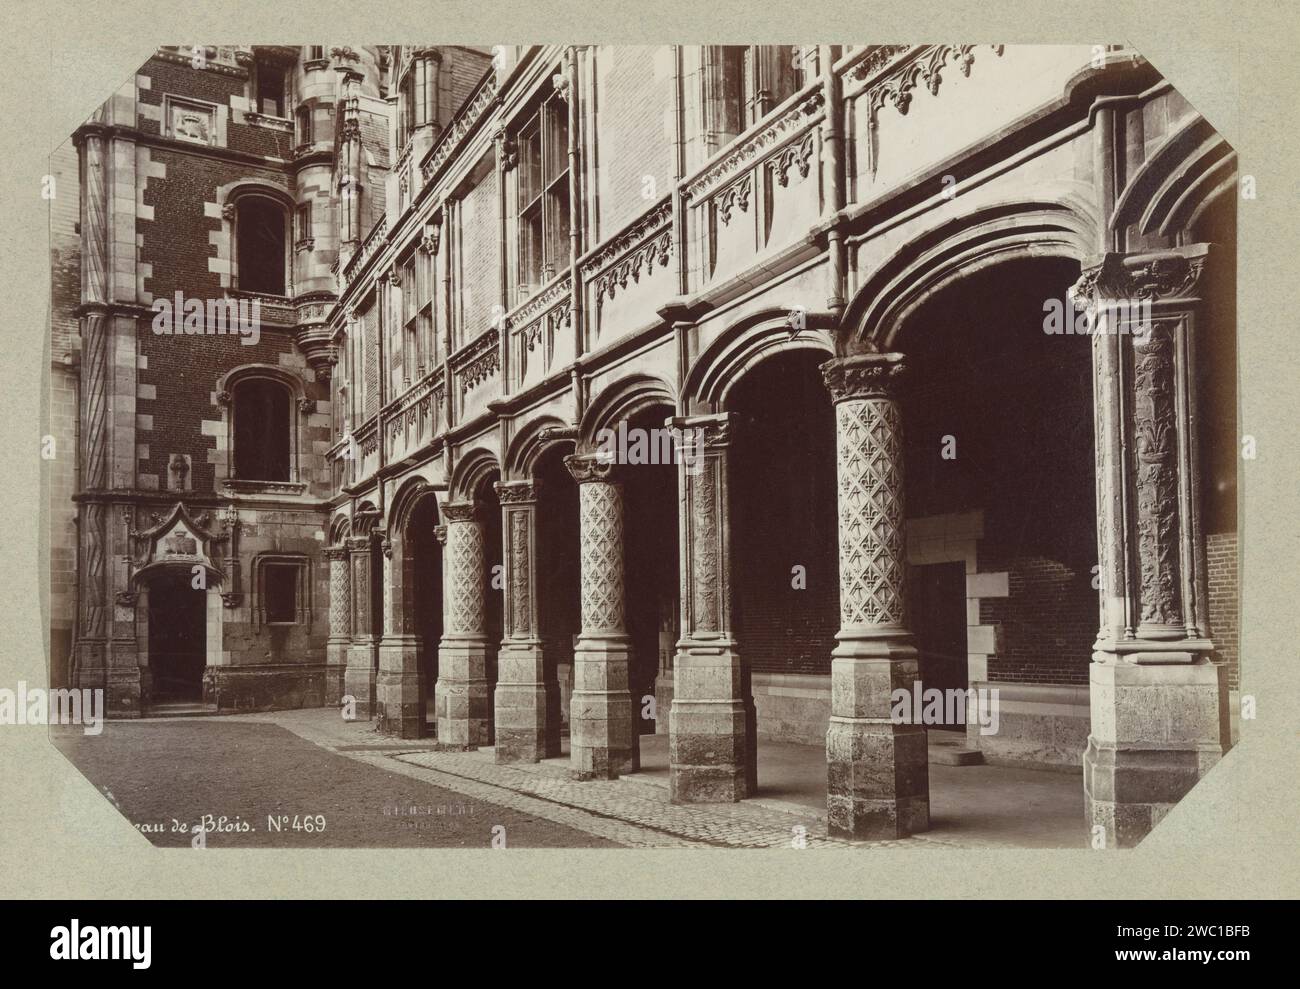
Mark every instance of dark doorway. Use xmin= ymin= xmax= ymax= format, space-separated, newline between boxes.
xmin=478 ymin=474 xmax=504 ymax=741
xmin=621 ymin=407 xmax=679 ymax=735
xmin=408 ymin=495 xmax=442 ymax=715
xmin=148 ymin=573 xmax=207 ymax=702
xmin=536 ymin=445 xmax=580 ymax=732
xmin=908 ymin=561 xmax=969 ymax=731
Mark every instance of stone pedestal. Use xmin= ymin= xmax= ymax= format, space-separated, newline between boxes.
xmin=344 ymin=536 xmax=376 ymax=719
xmin=1084 ymin=661 xmax=1229 ymax=846
xmin=435 ymin=502 xmax=492 ymax=748
xmin=324 ymin=545 xmax=351 ymax=706
xmin=668 ymin=414 xmax=755 ymax=802
xmin=493 ymin=481 xmax=561 ymax=762
xmin=565 ymin=455 xmax=638 ymax=780
xmin=376 ymin=535 xmax=426 ymax=737
xmin=1072 ymin=245 xmax=1229 ymax=848
xmin=820 ymin=353 xmax=929 ymax=839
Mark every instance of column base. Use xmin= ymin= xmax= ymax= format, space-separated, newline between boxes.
xmin=376 ymin=635 xmax=425 ymax=739
xmin=824 ymin=644 xmax=930 ymax=840
xmin=344 ymin=642 xmax=376 ymax=720
xmin=669 ymin=645 xmax=754 ymax=803
xmin=826 ymin=718 xmax=930 ymax=839
xmin=494 ymin=642 xmax=560 ymax=763
xmin=1084 ymin=658 xmax=1229 ymax=848
xmin=654 ymin=671 xmax=673 ymax=735
xmin=569 ymin=635 xmax=637 ymax=780
xmin=435 ymin=637 xmax=492 ymax=748
xmin=324 ymin=640 xmax=349 ymax=705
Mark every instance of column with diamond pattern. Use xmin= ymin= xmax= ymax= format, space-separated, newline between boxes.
xmin=564 ymin=454 xmax=638 ymax=779
xmin=435 ymin=501 xmax=492 ymax=747
xmin=820 ymin=352 xmax=929 ymax=839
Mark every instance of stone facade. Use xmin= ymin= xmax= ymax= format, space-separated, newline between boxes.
xmin=51 ymin=44 xmax=1239 ymax=847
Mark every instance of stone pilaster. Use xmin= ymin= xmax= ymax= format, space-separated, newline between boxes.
xmin=324 ymin=545 xmax=351 ymax=704
xmin=434 ymin=502 xmax=492 ymax=748
xmin=376 ymin=533 xmax=425 ymax=738
xmin=668 ymin=413 xmax=756 ymax=802
xmin=344 ymin=535 xmax=377 ymax=719
xmin=564 ymin=454 xmax=638 ymax=780
xmin=820 ymin=352 xmax=929 ymax=839
xmin=493 ymin=481 xmax=561 ymax=762
xmin=1071 ymin=244 xmax=1229 ymax=848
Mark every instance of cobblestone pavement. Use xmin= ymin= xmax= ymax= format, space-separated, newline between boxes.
xmin=50 ymin=719 xmax=622 ymax=849
xmin=255 ymin=710 xmax=920 ymax=850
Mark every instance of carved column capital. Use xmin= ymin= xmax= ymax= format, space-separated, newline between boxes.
xmin=1069 ymin=244 xmax=1211 ymax=316
xmin=495 ymin=480 xmax=539 ymax=504
xmin=564 ymin=453 xmax=617 ymax=485
xmin=820 ymin=352 xmax=907 ymax=403
xmin=441 ymin=500 xmax=480 ymax=524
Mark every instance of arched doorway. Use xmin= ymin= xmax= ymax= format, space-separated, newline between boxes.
xmin=728 ymin=348 xmax=839 ymax=801
xmin=535 ymin=443 xmax=580 ymax=739
xmin=619 ymin=404 xmax=679 ymax=737
xmin=899 ymin=256 xmax=1094 ymax=757
xmin=409 ymin=494 xmax=443 ymax=728
xmin=146 ymin=570 xmax=207 ymax=704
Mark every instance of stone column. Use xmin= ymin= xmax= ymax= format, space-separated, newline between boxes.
xmin=820 ymin=352 xmax=929 ymax=839
xmin=564 ymin=454 xmax=638 ymax=779
xmin=493 ymin=480 xmax=561 ymax=762
xmin=344 ymin=535 xmax=376 ymax=719
xmin=1071 ymin=245 xmax=1229 ymax=848
xmin=668 ymin=413 xmax=756 ymax=802
xmin=435 ymin=501 xmax=492 ymax=748
xmin=324 ymin=545 xmax=351 ymax=704
xmin=377 ymin=533 xmax=424 ymax=738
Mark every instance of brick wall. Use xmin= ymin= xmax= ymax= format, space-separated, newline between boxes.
xmin=458 ymin=160 xmax=498 ymax=345
xmin=595 ymin=46 xmax=674 ymax=237
xmin=1207 ymin=530 xmax=1240 ymax=690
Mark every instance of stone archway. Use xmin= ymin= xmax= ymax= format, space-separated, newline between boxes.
xmin=377 ymin=479 xmax=443 ymax=738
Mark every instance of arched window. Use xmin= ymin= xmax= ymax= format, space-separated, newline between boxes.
xmin=233 ymin=378 xmax=291 ymax=481
xmin=235 ymin=196 xmax=289 ymax=295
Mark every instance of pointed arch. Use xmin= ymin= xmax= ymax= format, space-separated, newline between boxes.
xmin=328 ymin=512 xmax=352 ymax=544
xmin=504 ymin=414 xmax=572 ymax=481
xmin=449 ymin=447 xmax=500 ymax=502
xmin=843 ymin=196 xmax=1096 ymax=352
xmin=389 ymin=476 xmax=440 ymax=537
xmin=577 ymin=374 xmax=676 ymax=451
xmin=1110 ymin=115 xmax=1236 ymax=239
xmin=683 ymin=308 xmax=836 ymax=409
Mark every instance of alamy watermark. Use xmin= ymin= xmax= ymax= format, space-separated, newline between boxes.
xmin=593 ymin=421 xmax=706 ymax=475
xmin=151 ymin=292 xmax=261 ymax=346
xmin=890 ymin=682 xmax=1000 ymax=735
xmin=1043 ymin=294 xmax=1152 ymax=341
xmin=0 ymin=682 xmax=104 ymax=735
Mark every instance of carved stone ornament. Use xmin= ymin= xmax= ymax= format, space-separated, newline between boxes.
xmin=1069 ymin=248 xmax=1209 ymax=315
xmin=564 ymin=453 xmax=617 ymax=485
xmin=442 ymin=501 xmax=479 ymax=524
xmin=820 ymin=352 xmax=907 ymax=402
xmin=495 ymin=481 xmax=538 ymax=504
